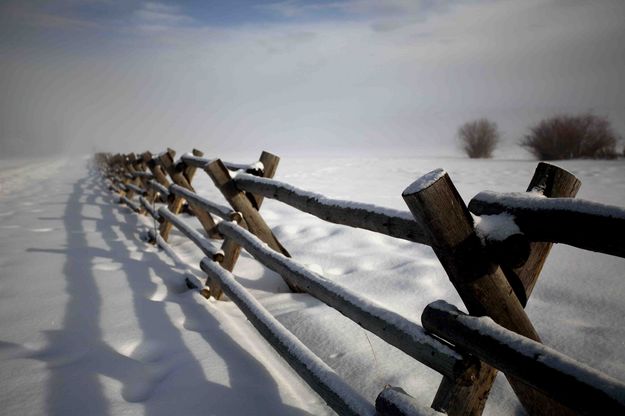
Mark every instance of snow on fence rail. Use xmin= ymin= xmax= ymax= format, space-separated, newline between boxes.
xmin=169 ymin=184 xmax=233 ymax=220
xmin=422 ymin=300 xmax=625 ymax=416
xmin=232 ymin=172 xmax=529 ymax=261
xmin=157 ymin=207 xmax=225 ymax=262
xmin=233 ymin=172 xmax=432 ymax=245
xmin=215 ymin=219 xmax=478 ymax=382
xmin=147 ymin=179 xmax=169 ymax=197
xmin=469 ymin=190 xmax=625 ymax=258
xmin=200 ymin=259 xmax=377 ymax=416
xmin=180 ymin=152 xmax=264 ymax=175
xmin=97 ymin=150 xmax=625 ymax=416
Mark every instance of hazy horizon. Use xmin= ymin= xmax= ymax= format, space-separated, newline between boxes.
xmin=2 ymin=0 xmax=624 ymax=159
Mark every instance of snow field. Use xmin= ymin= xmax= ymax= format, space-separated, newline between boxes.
xmin=1 ymin=156 xmax=624 ymax=415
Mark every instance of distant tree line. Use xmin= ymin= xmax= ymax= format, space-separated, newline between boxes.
xmin=458 ymin=113 xmax=622 ymax=160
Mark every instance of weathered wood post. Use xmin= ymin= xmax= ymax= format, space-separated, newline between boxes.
xmin=204 ymin=158 xmax=300 ymax=293
xmin=210 ymin=151 xmax=283 ymax=299
xmin=176 ymin=148 xmax=204 ymax=216
xmin=182 ymin=149 xmax=203 ymax=183
xmin=146 ymin=152 xmax=172 ymax=188
xmin=159 ymin=149 xmax=220 ymax=240
xmin=402 ymin=169 xmax=573 ymax=416
xmin=139 ymin=152 xmax=158 ymax=205
xmin=221 ymin=152 xmax=282 ymax=267
xmin=117 ymin=153 xmax=137 ymax=201
xmin=420 ymin=163 xmax=580 ymax=415
xmin=129 ymin=153 xmax=150 ymax=214
xmin=108 ymin=153 xmax=128 ymax=194
xmin=488 ymin=162 xmax=581 ymax=304
xmin=201 ymin=211 xmax=245 ymax=300
xmin=246 ymin=151 xmax=280 ymax=209
xmin=155 ymin=149 xmax=181 ymax=241
xmin=145 ymin=152 xmax=172 ymax=206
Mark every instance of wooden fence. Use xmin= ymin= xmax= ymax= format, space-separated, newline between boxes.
xmin=94 ymin=149 xmax=625 ymax=416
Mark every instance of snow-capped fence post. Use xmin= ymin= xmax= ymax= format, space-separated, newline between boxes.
xmin=204 ymin=158 xmax=301 ymax=293
xmin=138 ymin=151 xmax=159 ymax=206
xmin=111 ymin=153 xmax=139 ymax=207
xmin=427 ymin=163 xmax=582 ymax=412
xmin=155 ymin=149 xmax=216 ymax=241
xmin=156 ymin=149 xmax=183 ymax=240
xmin=108 ymin=153 xmax=127 ymax=187
xmin=470 ymin=162 xmax=581 ymax=305
xmin=181 ymin=148 xmax=203 ymax=184
xmin=215 ymin=151 xmax=281 ymax=295
xmin=248 ymin=151 xmax=280 ymax=209
xmin=402 ymin=170 xmax=573 ymax=416
xmin=118 ymin=153 xmax=135 ymax=192
xmin=160 ymin=149 xmax=221 ymax=240
xmin=146 ymin=152 xmax=172 ymax=191
xmin=174 ymin=148 xmax=204 ymax=216
xmin=128 ymin=153 xmax=151 ymax=214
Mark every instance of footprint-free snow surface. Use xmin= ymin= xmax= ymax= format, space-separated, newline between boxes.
xmin=1 ymin=156 xmax=624 ymax=415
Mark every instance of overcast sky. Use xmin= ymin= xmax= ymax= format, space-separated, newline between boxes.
xmin=1 ymin=0 xmax=624 ymax=159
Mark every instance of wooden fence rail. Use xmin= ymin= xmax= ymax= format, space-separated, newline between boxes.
xmin=95 ymin=149 xmax=625 ymax=416
xmin=422 ymin=300 xmax=625 ymax=416
xmin=200 ymin=259 xmax=376 ymax=416
xmin=469 ymin=190 xmax=625 ymax=258
xmin=215 ymin=219 xmax=479 ymax=382
xmin=233 ymin=172 xmax=431 ymax=244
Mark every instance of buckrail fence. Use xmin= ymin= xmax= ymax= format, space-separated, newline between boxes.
xmin=94 ymin=149 xmax=625 ymax=416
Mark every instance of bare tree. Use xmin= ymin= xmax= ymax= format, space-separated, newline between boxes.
xmin=520 ymin=113 xmax=618 ymax=160
xmin=458 ymin=118 xmax=500 ymax=158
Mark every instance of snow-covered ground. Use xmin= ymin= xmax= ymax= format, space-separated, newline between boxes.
xmin=1 ymin=155 xmax=624 ymax=415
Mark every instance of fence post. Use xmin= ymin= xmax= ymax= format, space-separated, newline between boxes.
xmin=177 ymin=148 xmax=204 ymax=216
xmin=423 ymin=163 xmax=581 ymax=415
xmin=129 ymin=153 xmax=150 ymax=214
xmin=140 ymin=152 xmax=159 ymax=205
xmin=497 ymin=162 xmax=581 ymax=304
xmin=158 ymin=149 xmax=220 ymax=241
xmin=221 ymin=152 xmax=281 ymax=266
xmin=207 ymin=151 xmax=283 ymax=299
xmin=118 ymin=154 xmax=137 ymax=201
xmin=145 ymin=152 xmax=172 ymax=206
xmin=164 ymin=150 xmax=222 ymax=239
xmin=183 ymin=148 xmax=203 ymax=183
xmin=402 ymin=170 xmax=573 ymax=416
xmin=247 ymin=151 xmax=280 ymax=209
xmin=202 ymin=211 xmax=244 ymax=299
xmin=155 ymin=149 xmax=180 ymax=241
xmin=204 ymin=158 xmax=301 ymax=293
xmin=147 ymin=152 xmax=171 ymax=186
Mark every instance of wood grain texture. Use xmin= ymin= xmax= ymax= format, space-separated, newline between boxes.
xmin=469 ymin=162 xmax=581 ymax=305
xmin=204 ymin=159 xmax=297 ymax=292
xmin=403 ymin=170 xmax=573 ymax=416
xmin=423 ymin=301 xmax=625 ymax=416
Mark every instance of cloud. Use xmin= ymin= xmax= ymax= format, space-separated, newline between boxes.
xmin=1 ymin=0 xmax=625 ymax=158
xmin=0 ymin=1 xmax=105 ymax=31
xmin=257 ymin=0 xmax=448 ymax=18
xmin=133 ymin=2 xmax=195 ymax=33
